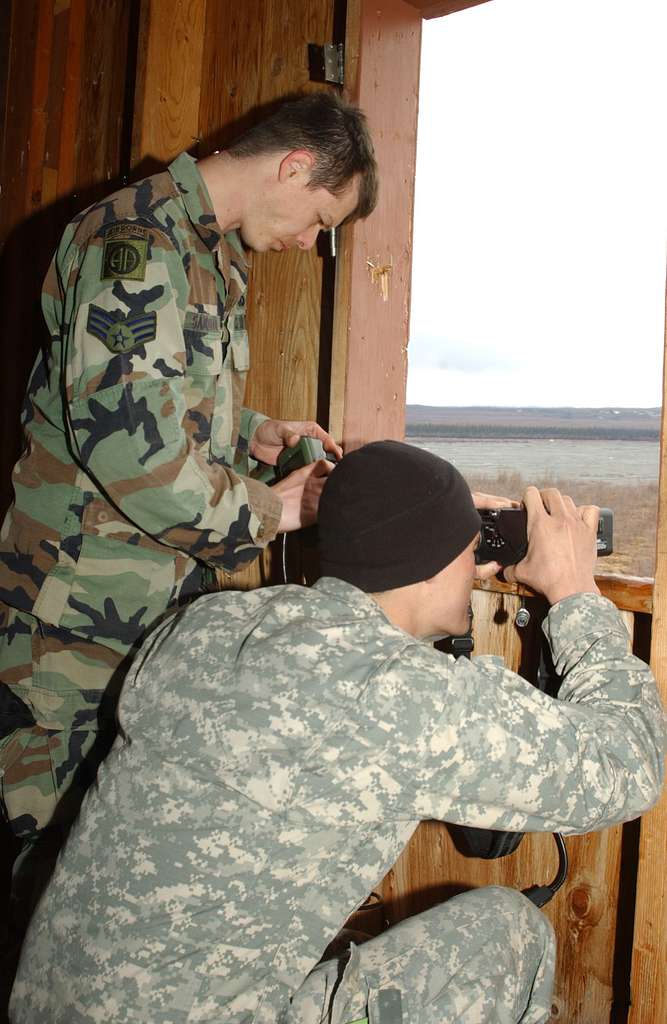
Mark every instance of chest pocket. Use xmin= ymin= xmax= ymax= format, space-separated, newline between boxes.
xmin=181 ymin=310 xmax=224 ymax=460
xmin=183 ymin=310 xmax=224 ymax=378
xmin=210 ymin=310 xmax=249 ymax=462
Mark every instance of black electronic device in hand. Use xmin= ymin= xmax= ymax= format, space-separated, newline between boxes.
xmin=275 ymin=437 xmax=337 ymax=479
xmin=255 ymin=436 xmax=337 ymax=486
xmin=475 ymin=506 xmax=614 ymax=566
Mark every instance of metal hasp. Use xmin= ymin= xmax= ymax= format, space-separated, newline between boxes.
xmin=308 ymin=43 xmax=344 ymax=85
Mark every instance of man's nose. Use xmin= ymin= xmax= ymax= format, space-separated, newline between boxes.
xmin=296 ymin=225 xmax=321 ymax=250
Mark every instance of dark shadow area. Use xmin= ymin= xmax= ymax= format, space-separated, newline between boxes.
xmin=610 ymin=817 xmax=641 ymax=1024
xmin=383 ymin=881 xmax=476 ymax=927
xmin=516 ymin=593 xmax=550 ymax=685
xmin=0 ymin=181 xmax=126 ymax=516
xmin=316 ymin=240 xmax=336 ymax=433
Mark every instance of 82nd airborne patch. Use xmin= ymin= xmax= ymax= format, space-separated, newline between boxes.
xmin=102 ymin=223 xmax=149 ymax=281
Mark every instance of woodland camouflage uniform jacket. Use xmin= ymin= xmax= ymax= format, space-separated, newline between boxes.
xmin=11 ymin=580 xmax=666 ymax=1023
xmin=0 ymin=153 xmax=281 ymax=654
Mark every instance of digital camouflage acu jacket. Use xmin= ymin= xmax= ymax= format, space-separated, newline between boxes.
xmin=0 ymin=154 xmax=281 ymax=653
xmin=12 ymin=580 xmax=666 ymax=1023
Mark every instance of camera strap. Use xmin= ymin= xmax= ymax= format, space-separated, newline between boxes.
xmin=438 ymin=621 xmax=568 ymax=905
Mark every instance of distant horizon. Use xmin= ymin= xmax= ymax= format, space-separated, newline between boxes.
xmin=406 ymin=403 xmax=661 ymax=411
xmin=404 ymin=404 xmax=659 ymax=439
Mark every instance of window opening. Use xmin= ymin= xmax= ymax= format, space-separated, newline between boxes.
xmin=408 ymin=0 xmax=667 ymax=577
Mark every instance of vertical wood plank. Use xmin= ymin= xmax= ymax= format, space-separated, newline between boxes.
xmin=130 ymin=0 xmax=207 ymax=166
xmin=332 ymin=0 xmax=421 ymax=451
xmin=25 ymin=0 xmax=54 ymax=214
xmin=470 ymin=588 xmax=524 ymax=670
xmin=76 ymin=0 xmax=134 ymax=194
xmin=628 ymin=280 xmax=667 ymax=1024
xmin=56 ymin=0 xmax=86 ymax=198
xmin=0 ymin=1 xmax=40 ymax=243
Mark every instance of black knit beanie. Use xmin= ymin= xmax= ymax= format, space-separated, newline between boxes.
xmin=318 ymin=440 xmax=481 ymax=592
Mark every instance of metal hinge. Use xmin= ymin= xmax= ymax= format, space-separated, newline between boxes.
xmin=308 ymin=43 xmax=344 ymax=85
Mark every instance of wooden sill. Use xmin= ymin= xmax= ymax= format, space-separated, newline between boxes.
xmin=474 ymin=572 xmax=653 ymax=614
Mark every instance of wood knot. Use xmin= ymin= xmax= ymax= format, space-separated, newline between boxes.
xmin=568 ymin=883 xmax=604 ymax=928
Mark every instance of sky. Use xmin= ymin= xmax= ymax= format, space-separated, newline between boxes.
xmin=407 ymin=0 xmax=667 ymax=408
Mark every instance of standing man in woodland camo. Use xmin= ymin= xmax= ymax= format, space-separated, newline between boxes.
xmin=0 ymin=92 xmax=377 ymax=966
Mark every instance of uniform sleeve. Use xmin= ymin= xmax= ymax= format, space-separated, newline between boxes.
xmin=239 ymin=407 xmax=269 ymax=450
xmin=60 ymin=223 xmax=282 ymax=571
xmin=233 ymin=407 xmax=269 ymax=477
xmin=356 ymin=595 xmax=665 ymax=835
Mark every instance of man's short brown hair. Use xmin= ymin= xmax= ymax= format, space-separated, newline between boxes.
xmin=227 ymin=92 xmax=378 ymax=223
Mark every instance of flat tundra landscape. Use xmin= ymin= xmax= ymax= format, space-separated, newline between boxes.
xmin=406 ymin=405 xmax=660 ymax=440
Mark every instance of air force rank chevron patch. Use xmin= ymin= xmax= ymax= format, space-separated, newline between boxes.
xmin=86 ymin=304 xmax=158 ymax=354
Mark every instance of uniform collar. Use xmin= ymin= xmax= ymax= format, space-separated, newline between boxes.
xmin=167 ymin=151 xmax=249 ymax=270
xmin=313 ymin=576 xmax=395 ymax=625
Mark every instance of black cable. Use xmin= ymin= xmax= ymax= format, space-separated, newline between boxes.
xmin=281 ymin=532 xmax=288 ymax=584
xmin=522 ymin=832 xmax=569 ymax=908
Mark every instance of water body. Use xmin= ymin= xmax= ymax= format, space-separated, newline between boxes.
xmin=409 ymin=437 xmax=659 ymax=486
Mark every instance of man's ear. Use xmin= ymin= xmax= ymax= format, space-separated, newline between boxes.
xmin=278 ymin=149 xmax=316 ymax=184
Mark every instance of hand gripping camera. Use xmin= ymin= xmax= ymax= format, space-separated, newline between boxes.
xmin=475 ymin=506 xmax=614 ymax=566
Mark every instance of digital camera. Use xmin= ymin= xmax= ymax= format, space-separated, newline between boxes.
xmin=475 ymin=506 xmax=614 ymax=566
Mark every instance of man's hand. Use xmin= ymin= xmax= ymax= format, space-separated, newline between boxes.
xmin=472 ymin=492 xmax=520 ymax=510
xmin=471 ymin=493 xmax=517 ymax=581
xmin=250 ymin=420 xmax=342 ymax=465
xmin=273 ymin=459 xmax=334 ymax=532
xmin=475 ymin=559 xmax=502 ymax=583
xmin=503 ymin=486 xmax=601 ymax=605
